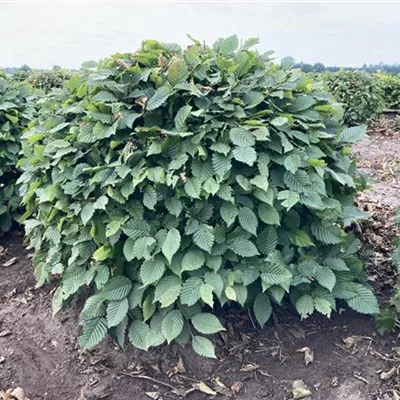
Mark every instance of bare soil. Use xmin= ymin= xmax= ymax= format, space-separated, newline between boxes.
xmin=1 ymin=121 xmax=400 ymax=400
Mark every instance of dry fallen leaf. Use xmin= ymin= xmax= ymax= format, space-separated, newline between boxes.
xmin=240 ymin=363 xmax=259 ymax=372
xmin=393 ymin=389 xmax=400 ymax=400
xmin=0 ymin=330 xmax=11 ymax=338
xmin=0 ymin=356 xmax=5 ymax=364
xmin=230 ymin=381 xmax=243 ymax=395
xmin=1 ymin=388 xmax=30 ymax=400
xmin=212 ymin=378 xmax=231 ymax=396
xmin=167 ymin=355 xmax=186 ymax=377
xmin=2 ymin=257 xmax=17 ymax=267
xmin=292 ymin=380 xmax=311 ymax=400
xmin=330 ymin=376 xmax=339 ymax=387
xmin=380 ymin=367 xmax=396 ymax=380
xmin=145 ymin=392 xmax=161 ymax=400
xmin=296 ymin=347 xmax=314 ymax=366
xmin=193 ymin=382 xmax=217 ymax=396
xmin=288 ymin=325 xmax=306 ymax=340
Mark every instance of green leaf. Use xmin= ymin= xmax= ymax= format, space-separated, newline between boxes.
xmin=261 ymin=264 xmax=292 ymax=285
xmin=182 ymin=250 xmax=206 ymax=272
xmin=288 ymin=230 xmax=314 ymax=247
xmin=143 ymin=186 xmax=157 ymax=210
xmin=168 ymin=58 xmax=189 ymax=86
xmin=123 ymin=219 xmax=150 ymax=239
xmin=128 ymin=320 xmax=149 ymax=350
xmin=79 ymin=318 xmax=107 ymax=350
xmin=165 ymin=198 xmax=183 ymax=217
xmin=314 ymin=297 xmax=332 ymax=317
xmin=191 ymin=313 xmax=225 ymax=334
xmin=220 ymin=202 xmax=238 ymax=227
xmin=339 ymin=125 xmax=367 ymax=143
xmin=219 ymin=34 xmax=239 ymax=55
xmin=257 ymin=226 xmax=277 ymax=255
xmin=162 ymin=228 xmax=181 ymax=264
xmin=253 ymin=292 xmax=272 ymax=328
xmin=140 ymin=255 xmax=166 ymax=285
xmin=311 ymin=222 xmax=342 ymax=244
xmin=193 ymin=225 xmax=214 ymax=253
xmin=258 ymin=204 xmax=280 ymax=226
xmin=342 ymin=205 xmax=368 ymax=226
xmin=296 ymin=295 xmax=315 ymax=319
xmin=174 ymin=105 xmax=192 ymax=131
xmin=232 ymin=146 xmax=257 ymax=166
xmin=106 ymin=298 xmax=129 ymax=328
xmin=101 ymin=276 xmax=132 ymax=300
xmin=192 ymin=335 xmax=216 ymax=358
xmin=250 ymin=175 xmax=269 ymax=191
xmin=238 ymin=206 xmax=258 ymax=236
xmin=81 ymin=203 xmax=95 ymax=225
xmin=162 ymin=309 xmax=184 ymax=343
xmin=315 ymin=267 xmax=336 ymax=292
xmin=212 ymin=153 xmax=231 ymax=178
xmin=228 ymin=238 xmax=259 ymax=257
xmin=180 ymin=277 xmax=202 ymax=306
xmin=184 ymin=177 xmax=201 ymax=199
xmin=347 ymin=284 xmax=379 ymax=314
xmin=277 ymin=190 xmax=300 ymax=210
xmin=154 ymin=275 xmax=182 ymax=307
xmin=147 ymin=85 xmax=173 ymax=111
xmin=200 ymin=283 xmax=214 ymax=307
xmin=229 ymin=127 xmax=255 ymax=147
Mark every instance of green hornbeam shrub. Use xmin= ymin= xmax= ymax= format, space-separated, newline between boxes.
xmin=27 ymin=67 xmax=72 ymax=93
xmin=376 ymin=73 xmax=400 ymax=110
xmin=325 ymin=71 xmax=384 ymax=125
xmin=19 ymin=36 xmax=378 ymax=357
xmin=0 ymin=72 xmax=35 ymax=232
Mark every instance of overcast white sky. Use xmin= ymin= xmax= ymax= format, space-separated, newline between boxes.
xmin=1 ymin=2 xmax=399 ymax=69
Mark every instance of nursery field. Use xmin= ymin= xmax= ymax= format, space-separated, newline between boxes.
xmin=1 ymin=121 xmax=399 ymax=400
xmin=1 ymin=37 xmax=400 ymax=400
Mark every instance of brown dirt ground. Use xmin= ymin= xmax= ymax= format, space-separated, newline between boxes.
xmin=1 ymin=120 xmax=400 ymax=400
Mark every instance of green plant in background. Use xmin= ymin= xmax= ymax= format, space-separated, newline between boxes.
xmin=0 ymin=72 xmax=36 ymax=233
xmin=325 ymin=70 xmax=384 ymax=125
xmin=27 ymin=66 xmax=72 ymax=93
xmin=376 ymin=73 xmax=400 ymax=110
xmin=18 ymin=36 xmax=378 ymax=357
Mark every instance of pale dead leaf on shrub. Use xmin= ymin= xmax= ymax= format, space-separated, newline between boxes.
xmin=296 ymin=347 xmax=314 ymax=366
xmin=240 ymin=363 xmax=259 ymax=372
xmin=380 ymin=367 xmax=396 ymax=380
xmin=193 ymin=382 xmax=217 ymax=396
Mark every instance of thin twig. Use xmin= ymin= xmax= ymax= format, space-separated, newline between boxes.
xmin=99 ymin=364 xmax=180 ymax=392
xmin=353 ymin=372 xmax=369 ymax=385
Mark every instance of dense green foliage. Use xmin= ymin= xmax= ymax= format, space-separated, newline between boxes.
xmin=324 ymin=71 xmax=384 ymax=125
xmin=377 ymin=73 xmax=400 ymax=109
xmin=295 ymin=62 xmax=400 ymax=75
xmin=27 ymin=66 xmax=71 ymax=93
xmin=18 ymin=36 xmax=379 ymax=357
xmin=0 ymin=72 xmax=35 ymax=232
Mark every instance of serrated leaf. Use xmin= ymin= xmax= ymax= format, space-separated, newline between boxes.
xmin=314 ymin=297 xmax=332 ymax=317
xmin=288 ymin=229 xmax=314 ymax=247
xmin=228 ymin=238 xmax=259 ymax=257
xmin=101 ymin=276 xmax=132 ymax=300
xmin=191 ymin=313 xmax=225 ymax=334
xmin=165 ymin=198 xmax=183 ymax=217
xmin=143 ymin=186 xmax=157 ymax=210
xmin=182 ymin=249 xmax=206 ymax=272
xmin=128 ymin=320 xmax=149 ymax=350
xmin=311 ymin=222 xmax=342 ymax=244
xmin=296 ymin=295 xmax=314 ymax=319
xmin=192 ymin=335 xmax=216 ymax=358
xmin=106 ymin=298 xmax=129 ymax=328
xmin=200 ymin=283 xmax=214 ymax=307
xmin=162 ymin=309 xmax=184 ymax=343
xmin=168 ymin=58 xmax=189 ymax=86
xmin=184 ymin=177 xmax=201 ymax=199
xmin=147 ymin=85 xmax=173 ymax=111
xmin=124 ymin=236 xmax=156 ymax=261
xmin=174 ymin=105 xmax=192 ymax=131
xmin=261 ymin=264 xmax=292 ymax=285
xmin=229 ymin=127 xmax=255 ymax=147
xmin=238 ymin=206 xmax=258 ymax=236
xmin=347 ymin=284 xmax=379 ymax=314
xmin=257 ymin=226 xmax=277 ymax=255
xmin=232 ymin=146 xmax=257 ymax=166
xmin=81 ymin=203 xmax=95 ymax=225
xmin=220 ymin=202 xmax=238 ymax=227
xmin=253 ymin=292 xmax=272 ymax=328
xmin=180 ymin=277 xmax=202 ymax=306
xmin=258 ymin=204 xmax=280 ymax=226
xmin=162 ymin=228 xmax=181 ymax=264
xmin=315 ymin=267 xmax=336 ymax=292
xmin=154 ymin=275 xmax=182 ymax=307
xmin=339 ymin=125 xmax=367 ymax=143
xmin=212 ymin=153 xmax=231 ymax=178
xmin=277 ymin=190 xmax=300 ymax=210
xmin=193 ymin=225 xmax=214 ymax=253
xmin=219 ymin=34 xmax=239 ymax=55
xmin=79 ymin=318 xmax=107 ymax=350
xmin=140 ymin=255 xmax=166 ymax=285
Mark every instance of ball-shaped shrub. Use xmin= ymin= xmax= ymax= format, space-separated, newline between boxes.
xmin=325 ymin=70 xmax=383 ymax=125
xmin=377 ymin=73 xmax=400 ymax=110
xmin=0 ymin=72 xmax=35 ymax=232
xmin=19 ymin=36 xmax=378 ymax=357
